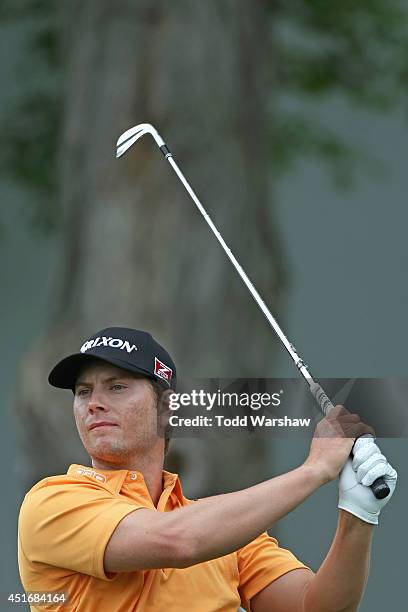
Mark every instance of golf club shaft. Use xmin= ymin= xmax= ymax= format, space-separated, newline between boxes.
xmin=163 ymin=146 xmax=389 ymax=500
xmin=118 ymin=125 xmax=389 ymax=499
xmin=162 ymin=148 xmax=339 ymax=413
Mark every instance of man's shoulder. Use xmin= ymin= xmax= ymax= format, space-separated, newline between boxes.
xmin=24 ymin=473 xmax=70 ymax=495
xmin=21 ymin=464 xmax=112 ymax=509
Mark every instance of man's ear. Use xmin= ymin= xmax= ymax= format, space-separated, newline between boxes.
xmin=157 ymin=389 xmax=172 ymax=437
xmin=158 ymin=389 xmax=173 ymax=412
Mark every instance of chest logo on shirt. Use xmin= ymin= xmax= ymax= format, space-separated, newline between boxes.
xmin=154 ymin=357 xmax=173 ymax=384
xmin=76 ymin=467 xmax=107 ymax=483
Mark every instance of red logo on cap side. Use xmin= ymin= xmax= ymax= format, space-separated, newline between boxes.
xmin=154 ymin=357 xmax=173 ymax=384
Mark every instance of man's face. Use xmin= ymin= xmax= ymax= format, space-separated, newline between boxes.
xmin=73 ymin=361 xmax=162 ymax=464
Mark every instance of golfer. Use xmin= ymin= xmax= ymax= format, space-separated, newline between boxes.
xmin=18 ymin=327 xmax=397 ymax=612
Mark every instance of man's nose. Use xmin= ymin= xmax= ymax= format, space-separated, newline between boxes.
xmin=87 ymin=389 xmax=108 ymax=413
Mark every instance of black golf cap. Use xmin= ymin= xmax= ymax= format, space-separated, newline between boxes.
xmin=48 ymin=327 xmax=177 ymax=391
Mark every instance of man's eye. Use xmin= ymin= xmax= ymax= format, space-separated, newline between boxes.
xmin=112 ymin=384 xmax=126 ymax=391
xmin=77 ymin=388 xmax=90 ymax=397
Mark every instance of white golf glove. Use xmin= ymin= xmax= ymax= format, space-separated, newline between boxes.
xmin=338 ymin=437 xmax=398 ymax=525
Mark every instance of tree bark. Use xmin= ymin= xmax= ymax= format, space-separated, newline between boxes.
xmin=16 ymin=0 xmax=287 ymax=498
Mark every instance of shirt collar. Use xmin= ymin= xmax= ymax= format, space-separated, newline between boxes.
xmin=67 ymin=464 xmax=184 ymax=504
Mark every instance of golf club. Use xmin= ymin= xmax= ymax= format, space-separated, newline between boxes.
xmin=116 ymin=122 xmax=389 ymax=500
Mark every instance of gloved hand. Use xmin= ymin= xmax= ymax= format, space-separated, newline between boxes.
xmin=338 ymin=437 xmax=398 ymax=525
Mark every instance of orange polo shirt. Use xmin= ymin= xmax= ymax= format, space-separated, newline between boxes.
xmin=18 ymin=464 xmax=309 ymax=611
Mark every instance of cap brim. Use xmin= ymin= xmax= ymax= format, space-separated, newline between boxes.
xmin=48 ymin=353 xmax=155 ymax=390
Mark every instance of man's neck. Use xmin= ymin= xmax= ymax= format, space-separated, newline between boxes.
xmin=91 ymin=447 xmax=165 ymax=507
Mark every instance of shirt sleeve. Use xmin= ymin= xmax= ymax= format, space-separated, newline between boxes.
xmin=18 ymin=480 xmax=143 ymax=581
xmin=237 ymin=531 xmax=311 ymax=611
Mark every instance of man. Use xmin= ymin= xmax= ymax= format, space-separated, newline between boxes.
xmin=18 ymin=326 xmax=397 ymax=612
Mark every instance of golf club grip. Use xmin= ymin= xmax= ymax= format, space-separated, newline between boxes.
xmin=310 ymin=383 xmax=390 ymax=500
xmin=370 ymin=477 xmax=391 ymax=499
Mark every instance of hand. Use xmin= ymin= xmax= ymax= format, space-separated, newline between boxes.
xmin=338 ymin=437 xmax=398 ymax=524
xmin=304 ymin=406 xmax=375 ymax=484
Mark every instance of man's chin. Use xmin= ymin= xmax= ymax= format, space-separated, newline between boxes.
xmin=87 ymin=442 xmax=127 ymax=462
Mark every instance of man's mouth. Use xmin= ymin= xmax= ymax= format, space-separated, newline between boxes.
xmin=88 ymin=421 xmax=118 ymax=431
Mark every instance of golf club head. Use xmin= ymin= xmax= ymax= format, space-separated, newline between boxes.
xmin=116 ymin=123 xmax=165 ymax=158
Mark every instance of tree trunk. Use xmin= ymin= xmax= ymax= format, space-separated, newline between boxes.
xmin=16 ymin=0 xmax=287 ymax=498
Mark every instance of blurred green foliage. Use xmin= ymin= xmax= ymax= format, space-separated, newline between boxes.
xmin=270 ymin=0 xmax=408 ymax=182
xmin=0 ymin=0 xmax=407 ymax=232
xmin=0 ymin=0 xmax=63 ymax=232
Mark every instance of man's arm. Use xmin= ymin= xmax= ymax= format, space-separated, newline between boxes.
xmin=105 ymin=406 xmax=363 ymax=572
xmin=303 ymin=510 xmax=373 ymax=612
xmin=104 ymin=462 xmax=327 ymax=572
xmin=250 ymin=510 xmax=373 ymax=612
